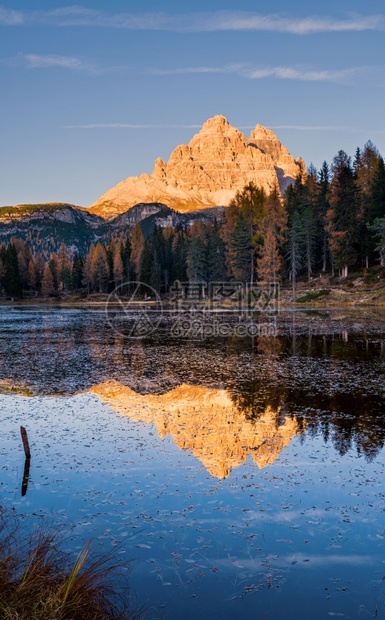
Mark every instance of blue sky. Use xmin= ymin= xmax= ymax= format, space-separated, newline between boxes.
xmin=1 ymin=0 xmax=384 ymax=207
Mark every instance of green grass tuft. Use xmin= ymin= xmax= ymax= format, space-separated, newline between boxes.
xmin=296 ymin=289 xmax=331 ymax=303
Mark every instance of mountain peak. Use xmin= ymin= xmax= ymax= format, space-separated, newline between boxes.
xmin=90 ymin=116 xmax=304 ymax=219
xmin=200 ymin=114 xmax=230 ymax=132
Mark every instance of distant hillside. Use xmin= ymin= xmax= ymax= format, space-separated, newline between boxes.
xmin=0 ymin=203 xmax=103 ymax=255
xmin=0 ymin=201 xmax=225 ymax=255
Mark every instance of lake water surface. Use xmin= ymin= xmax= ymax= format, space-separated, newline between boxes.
xmin=1 ymin=307 xmax=385 ymax=619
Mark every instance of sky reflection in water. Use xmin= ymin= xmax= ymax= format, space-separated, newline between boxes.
xmin=1 ymin=307 xmax=385 ymax=619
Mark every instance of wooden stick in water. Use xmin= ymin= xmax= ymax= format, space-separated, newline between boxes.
xmin=20 ymin=426 xmax=31 ymax=459
xmin=21 ymin=457 xmax=31 ymax=497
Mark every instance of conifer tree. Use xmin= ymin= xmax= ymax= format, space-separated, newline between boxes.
xmin=82 ymin=244 xmax=95 ymax=294
xmin=17 ymin=251 xmax=28 ymax=288
xmin=27 ymin=259 xmax=36 ymax=289
xmin=131 ymin=224 xmax=144 ymax=279
xmin=285 ymin=211 xmax=305 ymax=297
xmin=41 ymin=263 xmax=55 ymax=296
xmin=317 ymin=162 xmax=331 ymax=272
xmin=187 ymin=237 xmax=207 ymax=282
xmin=48 ymin=253 xmax=60 ymax=290
xmin=172 ymin=226 xmax=189 ymax=282
xmin=72 ymin=254 xmax=84 ymax=290
xmin=139 ymin=239 xmax=153 ymax=287
xmin=264 ymin=185 xmax=287 ymax=247
xmin=58 ymin=242 xmax=72 ymax=290
xmin=120 ymin=237 xmax=132 ymax=281
xmin=33 ymin=253 xmax=45 ymax=291
xmin=106 ymin=240 xmax=115 ymax=291
xmin=229 ymin=212 xmax=252 ymax=282
xmin=225 ymin=183 xmax=265 ymax=283
xmin=91 ymin=243 xmax=109 ymax=293
xmin=327 ymin=151 xmax=360 ymax=277
xmin=256 ymin=226 xmax=281 ymax=285
xmin=355 ymin=141 xmax=381 ymax=267
xmin=207 ymin=220 xmax=226 ymax=282
xmin=369 ymin=157 xmax=385 ymax=222
xmin=3 ymin=244 xmax=22 ymax=297
xmin=113 ymin=250 xmax=124 ymax=288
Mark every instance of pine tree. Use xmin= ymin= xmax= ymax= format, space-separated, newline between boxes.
xmin=34 ymin=253 xmax=45 ymax=290
xmin=303 ymin=206 xmax=315 ymax=281
xmin=91 ymin=243 xmax=109 ymax=293
xmin=355 ymin=141 xmax=381 ymax=267
xmin=172 ymin=227 xmax=188 ymax=282
xmin=151 ymin=226 xmax=166 ymax=292
xmin=264 ymin=186 xmax=287 ymax=246
xmin=27 ymin=259 xmax=36 ymax=289
xmin=41 ymin=263 xmax=55 ymax=296
xmin=229 ymin=212 xmax=252 ymax=282
xmin=17 ymin=251 xmax=28 ymax=288
xmin=82 ymin=245 xmax=95 ymax=294
xmin=285 ymin=211 xmax=305 ymax=297
xmin=224 ymin=183 xmax=265 ymax=283
xmin=369 ymin=218 xmax=385 ymax=266
xmin=131 ymin=224 xmax=144 ymax=279
xmin=106 ymin=241 xmax=115 ymax=291
xmin=139 ymin=239 xmax=153 ymax=286
xmin=207 ymin=221 xmax=226 ymax=282
xmin=72 ymin=254 xmax=84 ymax=290
xmin=162 ymin=227 xmax=174 ymax=291
xmin=120 ymin=237 xmax=132 ymax=281
xmin=3 ymin=244 xmax=22 ymax=297
xmin=327 ymin=151 xmax=360 ymax=277
xmin=48 ymin=253 xmax=60 ymax=290
xmin=58 ymin=242 xmax=72 ymax=290
xmin=187 ymin=237 xmax=207 ymax=282
xmin=257 ymin=225 xmax=282 ymax=285
xmin=369 ymin=157 xmax=385 ymax=222
xmin=317 ymin=162 xmax=330 ymax=272
xmin=113 ymin=250 xmax=124 ymax=288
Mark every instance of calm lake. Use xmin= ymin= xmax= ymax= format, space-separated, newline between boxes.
xmin=1 ymin=306 xmax=385 ymax=619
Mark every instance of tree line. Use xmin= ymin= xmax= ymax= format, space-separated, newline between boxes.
xmin=1 ymin=141 xmax=385 ymax=298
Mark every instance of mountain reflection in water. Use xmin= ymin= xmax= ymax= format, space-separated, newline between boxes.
xmin=90 ymin=381 xmax=304 ymax=478
xmin=1 ymin=308 xmax=385 ymax=468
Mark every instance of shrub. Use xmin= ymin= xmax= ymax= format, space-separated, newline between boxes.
xmin=296 ymin=290 xmax=331 ymax=303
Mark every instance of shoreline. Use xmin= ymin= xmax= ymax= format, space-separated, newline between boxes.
xmin=1 ymin=299 xmax=385 ymax=310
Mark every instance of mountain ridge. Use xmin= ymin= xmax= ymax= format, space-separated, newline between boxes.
xmin=0 ymin=201 xmax=226 ymax=255
xmin=90 ymin=115 xmax=305 ymax=219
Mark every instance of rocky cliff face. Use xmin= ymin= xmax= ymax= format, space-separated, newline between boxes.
xmin=90 ymin=115 xmax=305 ymax=219
xmin=249 ymin=124 xmax=304 ymax=192
xmin=90 ymin=381 xmax=304 ymax=479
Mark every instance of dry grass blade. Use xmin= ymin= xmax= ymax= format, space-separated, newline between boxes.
xmin=0 ymin=507 xmax=140 ymax=619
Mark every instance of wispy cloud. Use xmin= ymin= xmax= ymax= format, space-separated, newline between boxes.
xmin=268 ymin=124 xmax=358 ymax=131
xmin=243 ymin=66 xmax=359 ymax=82
xmin=150 ymin=63 xmax=364 ymax=84
xmin=64 ymin=123 xmax=377 ymax=134
xmin=202 ymin=12 xmax=385 ymax=34
xmin=1 ymin=7 xmax=384 ymax=34
xmin=2 ymin=52 xmax=369 ymax=84
xmin=3 ymin=53 xmax=110 ymax=74
xmin=0 ymin=6 xmax=23 ymax=25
